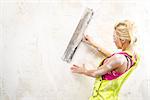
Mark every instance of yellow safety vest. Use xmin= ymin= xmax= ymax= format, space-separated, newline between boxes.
xmin=89 ymin=52 xmax=140 ymax=100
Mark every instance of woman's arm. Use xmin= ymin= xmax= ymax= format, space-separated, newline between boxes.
xmin=83 ymin=35 xmax=112 ymax=57
xmin=70 ymin=64 xmax=98 ymax=78
xmin=89 ymin=40 xmax=112 ymax=57
xmin=70 ymin=54 xmax=123 ymax=78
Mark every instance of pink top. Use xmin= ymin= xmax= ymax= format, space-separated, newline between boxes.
xmin=102 ymin=52 xmax=135 ymax=80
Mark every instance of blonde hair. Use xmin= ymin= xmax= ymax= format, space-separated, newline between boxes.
xmin=114 ymin=20 xmax=137 ymax=46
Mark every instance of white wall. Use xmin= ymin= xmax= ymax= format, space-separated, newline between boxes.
xmin=0 ymin=0 xmax=150 ymax=100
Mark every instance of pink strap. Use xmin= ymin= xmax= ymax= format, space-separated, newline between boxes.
xmin=102 ymin=51 xmax=135 ymax=80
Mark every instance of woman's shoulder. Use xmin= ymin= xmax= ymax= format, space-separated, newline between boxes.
xmin=109 ymin=53 xmax=127 ymax=65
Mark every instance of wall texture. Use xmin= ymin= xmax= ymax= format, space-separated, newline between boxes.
xmin=0 ymin=0 xmax=150 ymax=100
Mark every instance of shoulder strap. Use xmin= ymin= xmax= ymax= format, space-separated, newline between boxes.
xmin=116 ymin=51 xmax=137 ymax=68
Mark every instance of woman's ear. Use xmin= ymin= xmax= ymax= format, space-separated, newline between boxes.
xmin=119 ymin=39 xmax=125 ymax=48
xmin=121 ymin=39 xmax=126 ymax=43
xmin=121 ymin=40 xmax=130 ymax=50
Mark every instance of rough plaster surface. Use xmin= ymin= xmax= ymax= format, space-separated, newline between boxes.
xmin=0 ymin=0 xmax=150 ymax=100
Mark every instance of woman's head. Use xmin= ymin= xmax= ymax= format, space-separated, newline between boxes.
xmin=113 ymin=20 xmax=137 ymax=50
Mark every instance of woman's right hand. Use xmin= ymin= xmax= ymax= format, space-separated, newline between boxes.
xmin=70 ymin=64 xmax=86 ymax=74
xmin=82 ymin=35 xmax=93 ymax=45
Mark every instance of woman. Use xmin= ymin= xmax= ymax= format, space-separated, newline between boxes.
xmin=70 ymin=20 xmax=139 ymax=100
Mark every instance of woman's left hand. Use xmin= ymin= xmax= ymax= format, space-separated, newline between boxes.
xmin=70 ymin=64 xmax=86 ymax=74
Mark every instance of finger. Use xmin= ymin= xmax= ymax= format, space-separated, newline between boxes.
xmin=73 ymin=64 xmax=80 ymax=68
xmin=85 ymin=35 xmax=89 ymax=40
xmin=71 ymin=66 xmax=80 ymax=70
xmin=82 ymin=36 xmax=88 ymax=42
xmin=71 ymin=69 xmax=78 ymax=72
xmin=72 ymin=69 xmax=80 ymax=73
xmin=70 ymin=67 xmax=75 ymax=70
xmin=71 ymin=68 xmax=78 ymax=71
xmin=82 ymin=38 xmax=86 ymax=42
xmin=85 ymin=35 xmax=89 ymax=39
xmin=70 ymin=66 xmax=78 ymax=70
xmin=85 ymin=34 xmax=88 ymax=37
xmin=72 ymin=70 xmax=77 ymax=73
